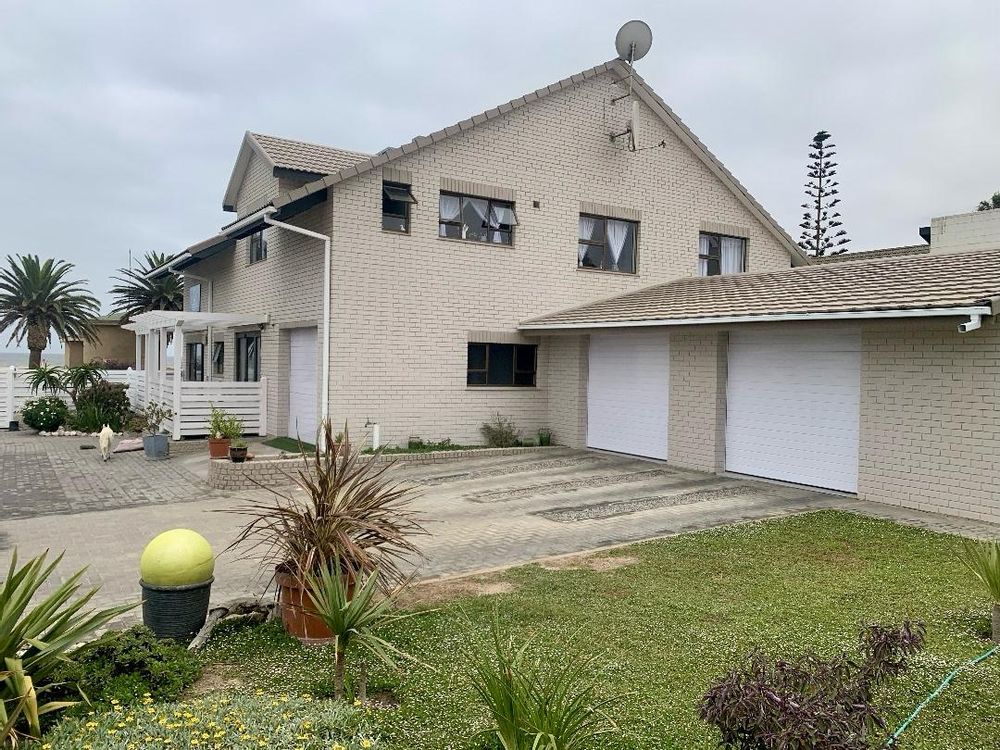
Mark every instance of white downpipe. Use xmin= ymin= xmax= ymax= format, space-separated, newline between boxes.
xmin=958 ymin=313 xmax=982 ymax=333
xmin=264 ymin=217 xmax=332 ymax=446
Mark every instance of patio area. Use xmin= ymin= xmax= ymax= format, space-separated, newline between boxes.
xmin=123 ymin=310 xmax=269 ymax=439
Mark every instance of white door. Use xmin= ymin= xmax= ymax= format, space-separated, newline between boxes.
xmin=725 ymin=328 xmax=860 ymax=492
xmin=287 ymin=328 xmax=318 ymax=443
xmin=587 ymin=330 xmax=669 ymax=460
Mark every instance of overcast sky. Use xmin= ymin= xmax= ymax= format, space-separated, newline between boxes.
xmin=1 ymin=0 xmax=998 ymax=336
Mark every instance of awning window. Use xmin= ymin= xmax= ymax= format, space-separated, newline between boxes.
xmin=382 ymin=183 xmax=417 ymax=204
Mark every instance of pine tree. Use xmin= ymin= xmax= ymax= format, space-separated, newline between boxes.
xmin=798 ymin=130 xmax=850 ymax=256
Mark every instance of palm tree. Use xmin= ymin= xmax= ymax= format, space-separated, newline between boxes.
xmin=109 ymin=251 xmax=183 ymax=323
xmin=977 ymin=191 xmax=1000 ymax=211
xmin=0 ymin=255 xmax=100 ymax=369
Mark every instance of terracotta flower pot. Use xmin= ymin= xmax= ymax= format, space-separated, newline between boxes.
xmin=208 ymin=438 xmax=231 ymax=459
xmin=274 ymin=569 xmax=335 ymax=645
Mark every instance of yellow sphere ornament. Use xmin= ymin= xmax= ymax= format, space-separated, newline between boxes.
xmin=139 ymin=529 xmax=215 ymax=586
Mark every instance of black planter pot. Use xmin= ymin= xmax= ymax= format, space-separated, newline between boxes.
xmin=140 ymin=578 xmax=214 ymax=642
xmin=7 ymin=420 xmax=18 ymax=431
xmin=229 ymin=445 xmax=248 ymax=463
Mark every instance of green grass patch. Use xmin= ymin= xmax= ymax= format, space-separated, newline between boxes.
xmin=263 ymin=436 xmax=316 ymax=453
xmin=169 ymin=513 xmax=1000 ymax=747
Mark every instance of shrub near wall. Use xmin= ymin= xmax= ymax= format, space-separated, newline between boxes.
xmin=21 ymin=396 xmax=69 ymax=431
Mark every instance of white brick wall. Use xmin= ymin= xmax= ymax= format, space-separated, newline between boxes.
xmin=859 ymin=318 xmax=1000 ymax=524
xmin=930 ymin=210 xmax=1000 ymax=255
xmin=324 ymin=71 xmax=792 ymax=446
xmin=190 ymin=69 xmax=794 ymax=446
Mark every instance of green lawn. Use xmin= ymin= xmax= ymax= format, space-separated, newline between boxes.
xmin=262 ymin=436 xmax=316 ymax=453
xmin=202 ymin=511 xmax=998 ymax=749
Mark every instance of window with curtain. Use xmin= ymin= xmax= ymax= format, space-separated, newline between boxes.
xmin=382 ymin=182 xmax=416 ymax=232
xmin=185 ymin=342 xmax=204 ymax=382
xmin=467 ymin=343 xmax=537 ymax=387
xmin=212 ymin=342 xmax=224 ymax=375
xmin=698 ymin=232 xmax=746 ymax=276
xmin=578 ymin=215 xmax=638 ymax=273
xmin=235 ymin=332 xmax=260 ymax=382
xmin=439 ymin=192 xmax=517 ymax=245
xmin=248 ymin=231 xmax=267 ymax=264
xmin=188 ymin=283 xmax=201 ymax=312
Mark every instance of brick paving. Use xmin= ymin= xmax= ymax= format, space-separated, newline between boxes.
xmin=2 ymin=432 xmax=1000 ymax=619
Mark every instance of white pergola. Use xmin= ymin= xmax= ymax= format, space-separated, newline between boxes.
xmin=123 ymin=311 xmax=270 ymax=438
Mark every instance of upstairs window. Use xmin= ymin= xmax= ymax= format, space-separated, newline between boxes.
xmin=382 ymin=182 xmax=416 ymax=233
xmin=185 ymin=342 xmax=204 ymax=382
xmin=578 ymin=215 xmax=638 ymax=274
xmin=235 ymin=332 xmax=260 ymax=382
xmin=439 ymin=193 xmax=517 ymax=245
xmin=248 ymin=231 xmax=267 ymax=264
xmin=698 ymin=233 xmax=746 ymax=276
xmin=188 ymin=283 xmax=201 ymax=312
xmin=467 ymin=343 xmax=536 ymax=387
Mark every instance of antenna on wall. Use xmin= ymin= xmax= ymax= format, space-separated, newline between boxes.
xmin=610 ymin=20 xmax=663 ymax=153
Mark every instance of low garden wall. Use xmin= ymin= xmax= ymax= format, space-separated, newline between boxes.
xmin=208 ymin=445 xmax=554 ymax=490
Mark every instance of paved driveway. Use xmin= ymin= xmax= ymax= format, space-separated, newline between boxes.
xmin=3 ymin=434 xmax=998 ymax=614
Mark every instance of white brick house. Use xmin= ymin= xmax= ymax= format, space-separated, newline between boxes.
xmin=149 ymin=58 xmax=1000 ymax=525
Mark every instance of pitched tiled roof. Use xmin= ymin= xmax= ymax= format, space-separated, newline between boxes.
xmin=813 ymin=244 xmax=931 ymax=263
xmin=269 ymin=59 xmax=808 ymax=266
xmin=248 ymin=132 xmax=370 ymax=175
xmin=521 ymin=249 xmax=1000 ymax=328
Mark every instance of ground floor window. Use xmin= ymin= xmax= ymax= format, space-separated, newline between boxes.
xmin=235 ymin=332 xmax=260 ymax=382
xmin=467 ymin=343 xmax=536 ymax=387
xmin=212 ymin=341 xmax=224 ymax=375
xmin=185 ymin=342 xmax=204 ymax=382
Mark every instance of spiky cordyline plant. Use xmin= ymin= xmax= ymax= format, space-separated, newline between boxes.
xmin=306 ymin=561 xmax=426 ymax=701
xmin=224 ymin=421 xmax=426 ymax=590
xmin=0 ymin=255 xmax=99 ymax=369
xmin=957 ymin=539 xmax=1000 ymax=642
xmin=470 ymin=613 xmax=617 ymax=750
xmin=108 ymin=251 xmax=183 ymax=324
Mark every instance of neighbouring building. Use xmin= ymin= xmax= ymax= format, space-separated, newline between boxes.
xmin=142 ymin=58 xmax=1000 ymax=525
xmin=65 ymin=314 xmax=136 ymax=368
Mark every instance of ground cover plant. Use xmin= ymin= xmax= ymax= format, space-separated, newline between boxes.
xmin=44 ymin=691 xmax=376 ymax=749
xmin=46 ymin=625 xmax=201 ymax=714
xmin=192 ymin=512 xmax=1000 ymax=749
xmin=20 ymin=396 xmax=69 ymax=431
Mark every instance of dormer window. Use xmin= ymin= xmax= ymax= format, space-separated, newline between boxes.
xmin=382 ymin=182 xmax=416 ymax=233
xmin=698 ymin=232 xmax=746 ymax=276
xmin=439 ymin=193 xmax=517 ymax=245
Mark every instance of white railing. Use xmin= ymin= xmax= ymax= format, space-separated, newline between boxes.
xmin=2 ymin=367 xmax=266 ymax=439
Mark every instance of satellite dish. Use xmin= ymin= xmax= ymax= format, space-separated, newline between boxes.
xmin=615 ymin=20 xmax=652 ymax=63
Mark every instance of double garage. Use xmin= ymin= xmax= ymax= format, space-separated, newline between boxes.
xmin=585 ymin=327 xmax=861 ymax=492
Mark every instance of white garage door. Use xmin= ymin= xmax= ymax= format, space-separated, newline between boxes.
xmin=287 ymin=327 xmax=318 ymax=442
xmin=725 ymin=328 xmax=860 ymax=492
xmin=587 ymin=330 xmax=669 ymax=460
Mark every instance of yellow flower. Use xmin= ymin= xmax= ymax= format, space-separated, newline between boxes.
xmin=362 ymin=740 xmax=374 ymax=749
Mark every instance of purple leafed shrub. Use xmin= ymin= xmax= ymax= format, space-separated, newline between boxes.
xmin=699 ymin=621 xmax=926 ymax=750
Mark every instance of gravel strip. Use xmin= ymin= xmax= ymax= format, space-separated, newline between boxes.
xmin=536 ymin=483 xmax=765 ymax=522
xmin=466 ymin=469 xmax=713 ymax=503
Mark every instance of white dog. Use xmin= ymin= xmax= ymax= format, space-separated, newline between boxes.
xmin=99 ymin=424 xmax=115 ymax=461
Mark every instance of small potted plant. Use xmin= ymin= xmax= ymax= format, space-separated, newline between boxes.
xmin=225 ymin=421 xmax=426 ymax=643
xmin=229 ymin=437 xmax=248 ymax=463
xmin=207 ymin=406 xmax=240 ymax=459
xmin=538 ymin=428 xmax=552 ymax=446
xmin=8 ymin=409 xmax=19 ymax=431
xmin=140 ymin=402 xmax=173 ymax=460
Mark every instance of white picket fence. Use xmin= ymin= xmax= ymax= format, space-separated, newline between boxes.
xmin=0 ymin=368 xmax=134 ymax=424
xmin=2 ymin=366 xmax=267 ymax=439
